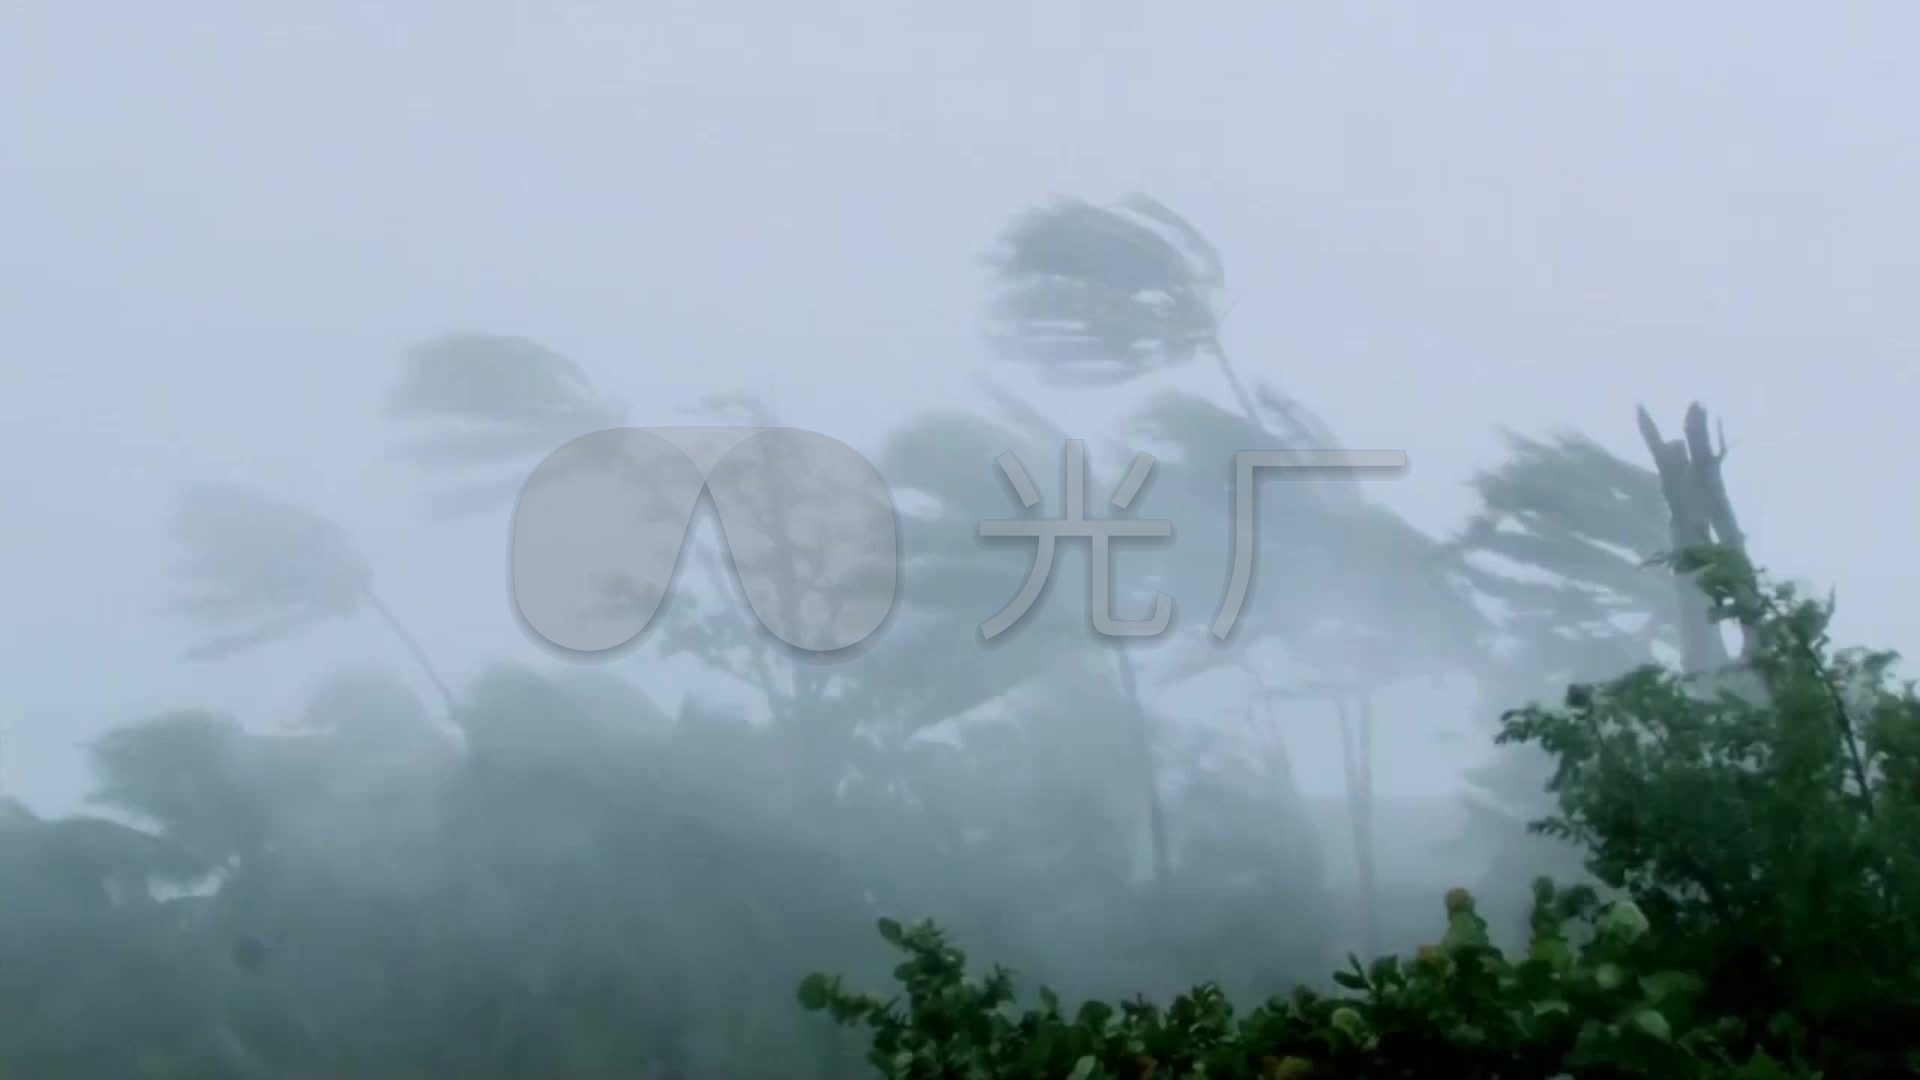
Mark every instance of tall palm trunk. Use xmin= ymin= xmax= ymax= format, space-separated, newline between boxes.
xmin=1210 ymin=338 xmax=1382 ymax=948
xmin=1335 ymin=693 xmax=1379 ymax=957
xmin=361 ymin=587 xmax=457 ymax=714
xmin=1075 ymin=446 xmax=1174 ymax=886
xmin=1208 ymin=340 xmax=1263 ymax=425
xmin=1198 ymin=340 xmax=1336 ymax=853
xmin=1114 ymin=646 xmax=1172 ymax=885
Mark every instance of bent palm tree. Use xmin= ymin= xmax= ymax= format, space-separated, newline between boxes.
xmin=849 ymin=388 xmax=1178 ymax=883
xmin=988 ymin=195 xmax=1255 ymax=887
xmin=990 ymin=194 xmax=1484 ymax=948
xmin=1450 ymin=412 xmax=1753 ymax=800
xmin=1446 ymin=427 xmax=1688 ymax=924
xmin=1139 ymin=389 xmax=1486 ymax=954
xmin=169 ymin=484 xmax=455 ymax=713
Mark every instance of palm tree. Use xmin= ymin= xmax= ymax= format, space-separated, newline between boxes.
xmin=380 ymin=339 xmax=899 ymax=921
xmin=169 ymin=484 xmax=455 ymax=713
xmin=1135 ymin=388 xmax=1486 ymax=954
xmin=1453 ymin=405 xmax=1752 ymax=699
xmin=852 ymin=387 xmax=1176 ymax=885
xmin=988 ymin=193 xmax=1485 ymax=948
xmin=382 ymin=336 xmax=877 ymax=727
xmin=1445 ymin=424 xmax=1704 ymax=931
xmin=987 ymin=194 xmax=1255 ymax=887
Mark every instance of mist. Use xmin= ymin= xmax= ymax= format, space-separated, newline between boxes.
xmin=2 ymin=3 xmax=1914 ymax=1076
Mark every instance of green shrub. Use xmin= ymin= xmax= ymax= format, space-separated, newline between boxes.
xmin=801 ymin=550 xmax=1920 ymax=1077
xmin=800 ymin=881 xmax=1812 ymax=1078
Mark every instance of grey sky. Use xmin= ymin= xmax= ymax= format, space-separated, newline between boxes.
xmin=4 ymin=3 xmax=1916 ymax=812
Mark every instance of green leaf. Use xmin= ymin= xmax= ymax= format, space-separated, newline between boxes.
xmin=1528 ymin=935 xmax=1573 ymax=972
xmin=1077 ymin=1000 xmax=1115 ymax=1030
xmin=1628 ymin=1007 xmax=1672 ymax=1042
xmin=1732 ymin=1050 xmax=1794 ymax=1079
xmin=1638 ymin=970 xmax=1702 ymax=1005
xmin=796 ymin=973 xmax=834 ymax=1011
xmin=1442 ymin=908 xmax=1491 ymax=951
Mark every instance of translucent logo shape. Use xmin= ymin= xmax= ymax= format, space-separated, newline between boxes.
xmin=510 ymin=427 xmax=898 ymax=656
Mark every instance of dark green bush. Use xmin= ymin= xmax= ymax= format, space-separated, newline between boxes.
xmin=801 ymin=882 xmax=1813 ymax=1078
xmin=801 ymin=550 xmax=1920 ymax=1078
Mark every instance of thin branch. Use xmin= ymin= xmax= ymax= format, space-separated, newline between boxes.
xmin=360 ymin=588 xmax=456 ymax=716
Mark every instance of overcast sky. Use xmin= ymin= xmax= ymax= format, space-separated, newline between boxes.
xmin=5 ymin=3 xmax=1916 ymax=812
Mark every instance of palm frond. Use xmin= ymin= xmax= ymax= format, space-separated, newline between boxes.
xmin=170 ymin=484 xmax=373 ymax=661
xmin=385 ymin=333 xmax=628 ymax=517
xmin=1453 ymin=429 xmax=1675 ymax=626
xmin=386 ymin=333 xmax=607 ymax=428
xmin=987 ymin=195 xmax=1227 ymax=386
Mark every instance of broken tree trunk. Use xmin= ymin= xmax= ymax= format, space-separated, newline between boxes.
xmin=1634 ymin=402 xmax=1758 ymax=673
xmin=1637 ymin=404 xmax=1875 ymax=817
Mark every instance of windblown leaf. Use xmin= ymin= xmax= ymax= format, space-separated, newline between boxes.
xmin=170 ymin=484 xmax=373 ymax=661
xmin=385 ymin=332 xmax=628 ymax=517
xmin=1450 ymin=429 xmax=1676 ymax=649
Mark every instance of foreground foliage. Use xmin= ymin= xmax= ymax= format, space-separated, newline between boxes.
xmin=803 ymin=551 xmax=1920 ymax=1077
xmin=804 ymin=884 xmax=1804 ymax=1079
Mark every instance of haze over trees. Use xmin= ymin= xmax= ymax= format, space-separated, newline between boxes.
xmin=5 ymin=186 xmax=1887 ymax=1078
